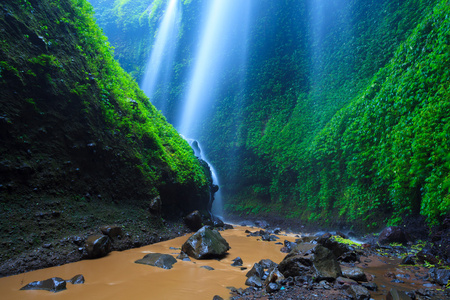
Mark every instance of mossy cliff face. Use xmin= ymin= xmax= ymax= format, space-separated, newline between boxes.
xmin=0 ymin=0 xmax=211 ymax=221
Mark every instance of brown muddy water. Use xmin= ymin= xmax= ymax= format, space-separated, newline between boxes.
xmin=0 ymin=226 xmax=296 ymax=300
xmin=0 ymin=226 xmax=437 ymax=300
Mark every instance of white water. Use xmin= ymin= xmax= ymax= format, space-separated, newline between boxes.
xmin=184 ymin=137 xmax=223 ymax=220
xmin=140 ymin=0 xmax=181 ymax=114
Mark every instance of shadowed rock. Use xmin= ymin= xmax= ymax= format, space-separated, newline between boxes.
xmin=245 ymin=275 xmax=263 ymax=288
xmin=84 ymin=235 xmax=111 ymax=259
xmin=100 ymin=225 xmax=123 ymax=239
xmin=386 ymin=288 xmax=411 ymax=300
xmin=181 ymin=226 xmax=230 ymax=259
xmin=278 ymin=243 xmax=341 ymax=281
xmin=20 ymin=277 xmax=66 ymax=293
xmin=246 ymin=263 xmax=265 ymax=278
xmin=135 ymin=253 xmax=177 ymax=269
xmin=184 ymin=210 xmax=203 ymax=232
xmin=378 ymin=226 xmax=409 ymax=245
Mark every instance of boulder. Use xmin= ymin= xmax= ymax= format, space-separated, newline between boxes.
xmin=336 ymin=276 xmax=358 ymax=286
xmin=183 ymin=211 xmax=203 ymax=232
xmin=347 ymin=285 xmax=371 ymax=300
xmin=181 ymin=226 xmax=230 ymax=259
xmin=84 ymin=235 xmax=111 ymax=259
xmin=258 ymin=259 xmax=278 ymax=270
xmin=149 ymin=195 xmax=162 ymax=215
xmin=316 ymin=232 xmax=353 ymax=258
xmin=278 ymin=243 xmax=341 ymax=281
xmin=135 ymin=253 xmax=177 ymax=269
xmin=246 ymin=263 xmax=265 ymax=278
xmin=20 ymin=277 xmax=66 ymax=293
xmin=378 ymin=226 xmax=408 ymax=245
xmin=341 ymin=266 xmax=367 ymax=282
xmin=100 ymin=225 xmax=123 ymax=239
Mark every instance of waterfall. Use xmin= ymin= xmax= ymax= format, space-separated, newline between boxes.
xmin=142 ymin=0 xmax=252 ymax=221
xmin=185 ymin=138 xmax=223 ymax=220
xmin=140 ymin=0 xmax=181 ymax=115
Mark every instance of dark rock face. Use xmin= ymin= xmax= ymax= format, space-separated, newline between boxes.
xmin=84 ymin=235 xmax=111 ymax=259
xmin=135 ymin=253 xmax=177 ymax=269
xmin=378 ymin=226 xmax=409 ymax=245
xmin=278 ymin=243 xmax=341 ymax=281
xmin=183 ymin=210 xmax=203 ymax=232
xmin=181 ymin=226 xmax=230 ymax=259
xmin=149 ymin=195 xmax=162 ymax=215
xmin=100 ymin=225 xmax=123 ymax=239
xmin=429 ymin=268 xmax=450 ymax=286
xmin=20 ymin=277 xmax=67 ymax=293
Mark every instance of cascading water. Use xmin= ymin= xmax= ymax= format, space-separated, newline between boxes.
xmin=140 ymin=0 xmax=181 ymax=115
xmin=142 ymin=0 xmax=251 ymax=221
xmin=177 ymin=0 xmax=251 ymax=220
xmin=184 ymin=138 xmax=223 ymax=220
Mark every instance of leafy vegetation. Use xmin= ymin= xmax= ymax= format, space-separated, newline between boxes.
xmin=91 ymin=0 xmax=449 ymax=228
xmin=0 ymin=0 xmax=210 ymax=215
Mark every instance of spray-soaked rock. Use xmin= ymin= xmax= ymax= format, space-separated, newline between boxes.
xmin=181 ymin=226 xmax=230 ymax=259
xmin=20 ymin=277 xmax=66 ymax=293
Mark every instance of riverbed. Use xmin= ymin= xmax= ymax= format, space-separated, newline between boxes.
xmin=0 ymin=225 xmax=441 ymax=300
xmin=0 ymin=226 xmax=297 ymax=299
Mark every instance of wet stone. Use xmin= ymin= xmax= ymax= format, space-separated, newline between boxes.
xmin=231 ymin=257 xmax=243 ymax=266
xmin=181 ymin=226 xmax=230 ymax=259
xmin=246 ymin=263 xmax=265 ymax=278
xmin=201 ymin=266 xmax=215 ymax=271
xmin=245 ymin=275 xmax=263 ymax=288
xmin=84 ymin=235 xmax=111 ymax=259
xmin=341 ymin=266 xmax=367 ymax=282
xmin=21 ymin=277 xmax=67 ymax=293
xmin=135 ymin=253 xmax=177 ymax=269
xmin=67 ymin=274 xmax=85 ymax=284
